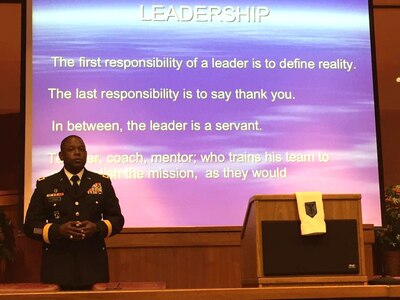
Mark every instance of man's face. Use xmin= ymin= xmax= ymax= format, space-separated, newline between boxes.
xmin=59 ymin=136 xmax=87 ymax=174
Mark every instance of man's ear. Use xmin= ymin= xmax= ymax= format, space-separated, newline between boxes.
xmin=59 ymin=151 xmax=64 ymax=161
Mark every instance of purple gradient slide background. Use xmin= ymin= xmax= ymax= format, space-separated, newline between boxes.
xmin=28 ymin=0 xmax=382 ymax=226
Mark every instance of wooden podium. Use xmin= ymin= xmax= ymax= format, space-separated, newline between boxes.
xmin=240 ymin=194 xmax=368 ymax=287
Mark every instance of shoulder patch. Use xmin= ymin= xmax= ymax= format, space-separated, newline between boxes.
xmin=37 ymin=176 xmax=46 ymax=181
xmin=102 ymin=174 xmax=110 ymax=179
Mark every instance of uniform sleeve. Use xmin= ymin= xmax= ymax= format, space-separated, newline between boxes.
xmin=23 ymin=181 xmax=62 ymax=244
xmin=96 ymin=177 xmax=124 ymax=238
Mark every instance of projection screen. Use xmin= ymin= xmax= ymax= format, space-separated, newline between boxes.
xmin=25 ymin=0 xmax=382 ymax=227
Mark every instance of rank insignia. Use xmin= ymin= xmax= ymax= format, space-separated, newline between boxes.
xmin=87 ymin=182 xmax=103 ymax=194
xmin=305 ymin=201 xmax=317 ymax=218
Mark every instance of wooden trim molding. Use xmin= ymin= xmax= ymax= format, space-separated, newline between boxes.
xmin=0 ymin=190 xmax=19 ymax=206
xmin=373 ymin=0 xmax=400 ymax=7
xmin=106 ymin=226 xmax=242 ymax=248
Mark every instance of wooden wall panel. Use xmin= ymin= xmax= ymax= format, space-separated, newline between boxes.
xmin=0 ymin=3 xmax=21 ymax=115
xmin=108 ymin=246 xmax=241 ymax=289
xmin=106 ymin=227 xmax=242 ymax=289
xmin=374 ymin=6 xmax=400 ymax=186
xmin=0 ymin=114 xmax=21 ymax=191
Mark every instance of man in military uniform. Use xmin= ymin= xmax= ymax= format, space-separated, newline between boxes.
xmin=24 ymin=135 xmax=124 ymax=290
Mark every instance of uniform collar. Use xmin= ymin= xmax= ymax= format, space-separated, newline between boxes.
xmin=64 ymin=168 xmax=84 ymax=181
